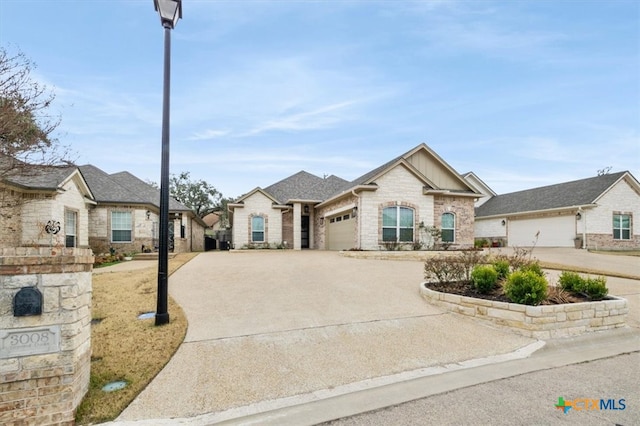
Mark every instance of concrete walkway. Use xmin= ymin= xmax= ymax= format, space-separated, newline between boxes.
xmin=107 ymin=248 xmax=639 ymax=425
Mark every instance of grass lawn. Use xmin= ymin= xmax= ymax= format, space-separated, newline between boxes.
xmin=76 ymin=253 xmax=198 ymax=425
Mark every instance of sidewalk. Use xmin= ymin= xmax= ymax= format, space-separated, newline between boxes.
xmin=105 ymin=249 xmax=639 ymax=425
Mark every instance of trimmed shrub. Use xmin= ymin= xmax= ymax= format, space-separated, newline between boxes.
xmin=519 ymin=261 xmax=544 ymax=277
xmin=492 ymin=260 xmax=510 ymax=280
xmin=558 ymin=271 xmax=585 ymax=293
xmin=504 ymin=270 xmax=548 ymax=305
xmin=471 ymin=265 xmax=498 ymax=294
xmin=584 ymin=276 xmax=609 ymax=300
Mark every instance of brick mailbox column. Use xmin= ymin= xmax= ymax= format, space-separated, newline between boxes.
xmin=0 ymin=248 xmax=94 ymax=425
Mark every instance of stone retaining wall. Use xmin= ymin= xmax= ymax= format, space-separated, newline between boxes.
xmin=0 ymin=247 xmax=93 ymax=425
xmin=420 ymin=282 xmax=628 ymax=339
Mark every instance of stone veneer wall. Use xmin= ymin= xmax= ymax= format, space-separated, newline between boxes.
xmin=420 ymin=283 xmax=628 ymax=339
xmin=433 ymin=195 xmax=475 ymax=249
xmin=0 ymin=189 xmax=23 ymax=248
xmin=586 ymin=233 xmax=640 ymax=250
xmin=0 ymin=248 xmax=93 ymax=425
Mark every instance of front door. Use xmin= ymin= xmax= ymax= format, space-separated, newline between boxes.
xmin=301 ymin=215 xmax=310 ymax=249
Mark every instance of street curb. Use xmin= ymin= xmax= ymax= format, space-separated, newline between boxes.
xmin=102 ymin=328 xmax=639 ymax=426
xmin=212 ymin=329 xmax=639 ymax=426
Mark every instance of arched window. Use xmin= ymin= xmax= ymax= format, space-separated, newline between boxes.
xmin=441 ymin=212 xmax=455 ymax=243
xmin=382 ymin=206 xmax=414 ymax=242
xmin=251 ymin=216 xmax=265 ymax=242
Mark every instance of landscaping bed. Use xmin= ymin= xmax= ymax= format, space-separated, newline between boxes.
xmin=423 ymin=280 xmax=590 ymax=304
xmin=420 ymin=249 xmax=629 ymax=339
xmin=420 ymin=283 xmax=628 ymax=339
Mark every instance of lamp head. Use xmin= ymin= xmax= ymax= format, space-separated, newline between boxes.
xmin=154 ymin=0 xmax=182 ymax=29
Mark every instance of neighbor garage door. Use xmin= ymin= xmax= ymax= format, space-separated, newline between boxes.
xmin=508 ymin=215 xmax=575 ymax=247
xmin=326 ymin=212 xmax=355 ymax=250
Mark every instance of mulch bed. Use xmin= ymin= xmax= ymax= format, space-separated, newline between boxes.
xmin=424 ymin=281 xmax=591 ymax=305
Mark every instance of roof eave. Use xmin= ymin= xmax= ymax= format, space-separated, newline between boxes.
xmin=315 ymin=185 xmax=377 ymax=209
xmin=476 ymin=203 xmax=598 ymax=220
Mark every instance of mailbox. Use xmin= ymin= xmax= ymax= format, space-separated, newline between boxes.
xmin=13 ymin=287 xmax=43 ymax=316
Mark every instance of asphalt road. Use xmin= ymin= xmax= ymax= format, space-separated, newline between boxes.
xmin=324 ymin=352 xmax=639 ymax=426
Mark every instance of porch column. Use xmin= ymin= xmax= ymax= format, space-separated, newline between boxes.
xmin=293 ymin=203 xmax=302 ymax=250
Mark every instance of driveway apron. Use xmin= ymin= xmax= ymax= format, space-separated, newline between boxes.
xmin=118 ymin=251 xmax=533 ymax=421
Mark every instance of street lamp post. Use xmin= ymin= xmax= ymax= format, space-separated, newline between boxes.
xmin=153 ymin=0 xmax=182 ymax=326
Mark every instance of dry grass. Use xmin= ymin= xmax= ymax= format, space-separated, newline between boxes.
xmin=76 ymin=253 xmax=199 ymax=425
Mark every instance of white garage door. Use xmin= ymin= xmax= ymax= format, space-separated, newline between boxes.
xmin=326 ymin=213 xmax=355 ymax=250
xmin=508 ymin=215 xmax=576 ymax=247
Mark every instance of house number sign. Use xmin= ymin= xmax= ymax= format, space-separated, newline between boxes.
xmin=0 ymin=326 xmax=60 ymax=359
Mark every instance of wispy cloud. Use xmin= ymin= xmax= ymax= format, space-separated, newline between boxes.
xmin=188 ymin=129 xmax=230 ymax=141
xmin=241 ymin=100 xmax=360 ymax=136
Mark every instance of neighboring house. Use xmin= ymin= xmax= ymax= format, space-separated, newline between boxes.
xmin=79 ymin=165 xmax=206 ymax=254
xmin=229 ymin=144 xmax=481 ymax=250
xmin=474 ymin=171 xmax=640 ymax=249
xmin=0 ymin=158 xmax=95 ymax=249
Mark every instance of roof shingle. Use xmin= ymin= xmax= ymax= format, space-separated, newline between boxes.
xmin=475 ymin=171 xmax=628 ymax=217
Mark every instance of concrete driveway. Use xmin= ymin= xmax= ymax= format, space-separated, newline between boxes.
xmin=117 ymin=251 xmax=535 ymax=421
xmin=115 ymin=248 xmax=639 ymax=424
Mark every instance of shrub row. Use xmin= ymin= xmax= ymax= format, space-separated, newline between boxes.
xmin=424 ymin=249 xmax=610 ymax=306
xmin=559 ymin=271 xmax=609 ymax=300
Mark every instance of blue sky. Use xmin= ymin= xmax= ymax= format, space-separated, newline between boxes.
xmin=1 ymin=0 xmax=638 ymax=199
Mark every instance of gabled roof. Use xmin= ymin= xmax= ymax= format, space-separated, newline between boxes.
xmin=263 ymin=171 xmax=350 ymax=204
xmin=462 ymin=171 xmax=497 ymax=198
xmin=79 ymin=165 xmax=191 ymax=211
xmin=110 ymin=171 xmax=190 ymax=211
xmin=235 ymin=143 xmax=479 ymax=207
xmin=475 ymin=171 xmax=636 ymax=218
xmin=79 ymin=165 xmax=148 ymax=204
xmin=1 ymin=156 xmax=94 ymax=199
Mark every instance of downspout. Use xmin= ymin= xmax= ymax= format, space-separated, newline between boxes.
xmin=352 ymin=189 xmax=361 ymax=249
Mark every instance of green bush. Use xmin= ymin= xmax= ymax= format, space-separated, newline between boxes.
xmin=471 ymin=265 xmax=498 ymax=294
xmin=492 ymin=260 xmax=510 ymax=280
xmin=584 ymin=276 xmax=608 ymax=300
xmin=558 ymin=271 xmax=585 ymax=293
xmin=504 ymin=270 xmax=548 ymax=305
xmin=519 ymin=261 xmax=544 ymax=277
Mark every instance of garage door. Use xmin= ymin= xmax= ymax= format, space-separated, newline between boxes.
xmin=508 ymin=215 xmax=575 ymax=247
xmin=326 ymin=213 xmax=355 ymax=250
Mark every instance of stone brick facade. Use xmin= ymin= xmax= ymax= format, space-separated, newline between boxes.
xmin=0 ymin=190 xmax=23 ymax=248
xmin=433 ymin=195 xmax=475 ymax=249
xmin=421 ymin=283 xmax=628 ymax=339
xmin=0 ymin=248 xmax=93 ymax=425
xmin=232 ymin=191 xmax=284 ymax=248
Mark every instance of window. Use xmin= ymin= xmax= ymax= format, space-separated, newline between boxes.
xmin=441 ymin=212 xmax=455 ymax=243
xmin=65 ymin=210 xmax=77 ymax=248
xmin=111 ymin=211 xmax=132 ymax=242
xmin=252 ymin=216 xmax=265 ymax=242
xmin=613 ymin=214 xmax=631 ymax=240
xmin=382 ymin=206 xmax=414 ymax=242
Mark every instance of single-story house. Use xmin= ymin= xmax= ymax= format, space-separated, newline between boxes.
xmin=78 ymin=165 xmax=207 ymax=254
xmin=474 ymin=171 xmax=640 ymax=249
xmin=0 ymin=157 xmax=95 ymax=249
xmin=229 ymin=143 xmax=481 ymax=250
xmin=0 ymin=156 xmax=206 ymax=254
